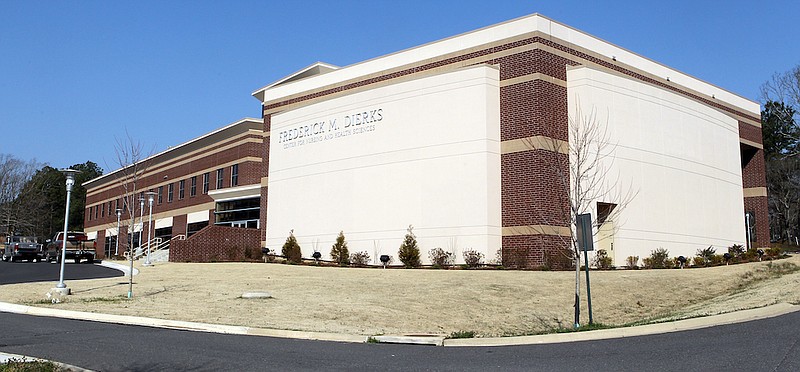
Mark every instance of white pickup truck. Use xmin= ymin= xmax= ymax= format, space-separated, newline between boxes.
xmin=45 ymin=231 xmax=97 ymax=263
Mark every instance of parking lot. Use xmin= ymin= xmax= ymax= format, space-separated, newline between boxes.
xmin=0 ymin=260 xmax=123 ymax=285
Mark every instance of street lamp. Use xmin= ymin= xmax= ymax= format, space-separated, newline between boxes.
xmin=115 ymin=208 xmax=122 ymax=256
xmin=138 ymin=196 xmax=145 ymax=260
xmin=53 ymin=168 xmax=79 ymax=296
xmin=127 ymin=195 xmax=145 ymax=299
xmin=143 ymin=192 xmax=156 ymax=266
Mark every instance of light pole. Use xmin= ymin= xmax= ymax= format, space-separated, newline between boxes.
xmin=54 ymin=168 xmax=79 ymax=296
xmin=127 ymin=198 xmax=134 ymax=297
xmin=745 ymin=212 xmax=752 ymax=251
xmin=143 ymin=192 xmax=156 ymax=266
xmin=138 ymin=196 xmax=145 ymax=259
xmin=127 ymin=196 xmax=144 ymax=299
xmin=115 ymin=208 xmax=122 ymax=256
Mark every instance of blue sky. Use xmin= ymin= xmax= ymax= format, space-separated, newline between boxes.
xmin=1 ymin=1 xmax=798 ymax=172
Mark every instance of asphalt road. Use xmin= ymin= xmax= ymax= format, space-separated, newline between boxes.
xmin=0 ymin=260 xmax=123 ymax=285
xmin=1 ymin=310 xmax=798 ymax=371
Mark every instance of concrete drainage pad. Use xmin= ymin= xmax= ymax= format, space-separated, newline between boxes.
xmin=373 ymin=335 xmax=444 ymax=346
xmin=241 ymin=292 xmax=272 ymax=299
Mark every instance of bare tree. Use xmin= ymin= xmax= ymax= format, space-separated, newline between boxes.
xmin=526 ymin=102 xmax=637 ymax=326
xmin=766 ymin=157 xmax=800 ymax=242
xmin=0 ymin=154 xmax=42 ymax=235
xmin=110 ymin=132 xmax=154 ymax=259
xmin=762 ymin=65 xmax=800 ymax=113
xmin=761 ymin=65 xmax=800 ymax=242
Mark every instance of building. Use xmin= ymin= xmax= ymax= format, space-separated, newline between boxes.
xmin=83 ymin=118 xmax=264 ymax=260
xmin=84 ymin=14 xmax=767 ymax=267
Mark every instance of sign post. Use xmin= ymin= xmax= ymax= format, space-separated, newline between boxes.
xmin=577 ymin=213 xmax=594 ymax=325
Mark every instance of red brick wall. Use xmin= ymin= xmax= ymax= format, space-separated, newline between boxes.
xmin=500 ymin=80 xmax=568 ymax=141
xmin=742 ymin=148 xmax=769 ymax=247
xmin=170 ymin=225 xmax=261 ymax=262
xmin=96 ymin=230 xmax=106 ymax=259
xmin=85 ymin=133 xmax=263 ymax=228
xmin=744 ymin=196 xmax=769 ymax=247
xmin=172 ymin=214 xmax=187 ymax=237
xmin=502 ymin=149 xmax=569 ymax=227
xmin=260 ymin=114 xmax=271 ymax=244
xmin=742 ymin=149 xmax=767 ymax=189
xmin=502 ymin=235 xmax=573 ymax=269
xmin=739 ymin=121 xmax=763 ymax=144
xmin=738 ymin=119 xmax=769 ymax=247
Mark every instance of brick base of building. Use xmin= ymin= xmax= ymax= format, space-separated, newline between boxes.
xmin=502 ymin=234 xmax=574 ymax=269
xmin=170 ymin=226 xmax=261 ymax=263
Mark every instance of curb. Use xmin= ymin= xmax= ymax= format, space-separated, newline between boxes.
xmin=96 ymin=261 xmax=138 ymax=276
xmin=0 ymin=302 xmax=796 ymax=348
xmin=0 ymin=302 xmax=365 ymax=343
xmin=373 ymin=335 xmax=444 ymax=346
xmin=443 ymin=302 xmax=799 ymax=346
xmin=0 ymin=351 xmax=94 ymax=371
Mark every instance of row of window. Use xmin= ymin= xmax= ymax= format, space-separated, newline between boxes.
xmin=89 ymin=198 xmax=124 ymax=222
xmin=87 ymin=164 xmax=240 ymax=221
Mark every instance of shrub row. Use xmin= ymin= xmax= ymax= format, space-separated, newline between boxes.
xmin=276 ymin=226 xmax=488 ymax=268
xmin=624 ymin=245 xmax=785 ymax=269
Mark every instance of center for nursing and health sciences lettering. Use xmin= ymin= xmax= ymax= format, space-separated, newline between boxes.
xmin=278 ymin=108 xmax=384 ymax=149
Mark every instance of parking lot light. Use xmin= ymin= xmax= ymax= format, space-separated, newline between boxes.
xmin=143 ymin=192 xmax=156 ymax=266
xmin=115 ymin=208 xmax=122 ymax=256
xmin=53 ymin=168 xmax=79 ymax=295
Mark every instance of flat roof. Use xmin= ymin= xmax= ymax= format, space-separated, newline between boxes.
xmin=253 ymin=13 xmax=759 ymax=116
xmin=84 ymin=118 xmax=262 ymax=188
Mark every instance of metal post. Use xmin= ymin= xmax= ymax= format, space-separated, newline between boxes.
xmin=584 ymin=248 xmax=593 ymax=324
xmin=745 ymin=213 xmax=752 ymax=250
xmin=138 ymin=197 xmax=144 ymax=260
xmin=55 ymin=169 xmax=79 ymax=295
xmin=144 ymin=192 xmax=156 ymax=266
xmin=574 ymin=249 xmax=580 ymax=328
xmin=115 ymin=209 xmax=121 ymax=256
xmin=127 ymin=197 xmax=140 ymax=299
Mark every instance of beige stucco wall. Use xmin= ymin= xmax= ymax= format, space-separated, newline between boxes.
xmin=568 ymin=66 xmax=746 ymax=266
xmin=266 ymin=65 xmax=501 ymax=264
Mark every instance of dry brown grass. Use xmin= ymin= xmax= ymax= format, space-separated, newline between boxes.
xmin=1 ymin=255 xmax=798 ymax=337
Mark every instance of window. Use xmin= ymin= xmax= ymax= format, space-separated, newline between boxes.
xmin=168 ymin=183 xmax=174 ymax=203
xmin=214 ymin=197 xmax=260 ymax=229
xmin=115 ymin=199 xmax=120 ymax=213
xmin=157 ymin=186 xmax=163 ymax=204
xmin=104 ymin=235 xmax=117 ymax=258
xmin=153 ymin=226 xmax=172 ymax=242
xmin=203 ymin=173 xmax=210 ymax=194
xmin=187 ymin=221 xmax=209 ymax=237
xmin=179 ymin=180 xmax=185 ymax=200
xmin=155 ymin=227 xmax=172 ymax=241
xmin=216 ymin=169 xmax=224 ymax=189
xmin=190 ymin=176 xmax=197 ymax=197
xmin=231 ymin=164 xmax=239 ymax=187
xmin=101 ymin=203 xmax=105 ymax=218
xmin=88 ymin=207 xmax=92 ymax=221
xmin=95 ymin=205 xmax=98 ymax=219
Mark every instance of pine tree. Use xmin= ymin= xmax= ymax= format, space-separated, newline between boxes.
xmin=398 ymin=225 xmax=421 ymax=268
xmin=330 ymin=231 xmax=350 ymax=266
xmin=282 ymin=230 xmax=302 ymax=263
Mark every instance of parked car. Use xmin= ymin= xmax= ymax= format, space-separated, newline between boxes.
xmin=2 ymin=236 xmax=44 ymax=262
xmin=45 ymin=231 xmax=97 ymax=264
